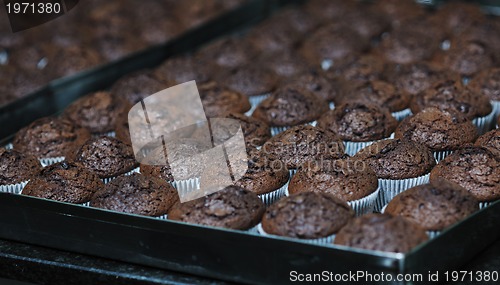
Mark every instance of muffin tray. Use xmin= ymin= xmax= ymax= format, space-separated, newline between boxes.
xmin=1 ymin=1 xmax=500 ymax=284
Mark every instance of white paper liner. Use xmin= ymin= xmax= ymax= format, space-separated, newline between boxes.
xmin=288 ymin=168 xmax=298 ymax=178
xmin=258 ymin=181 xmax=287 ymax=206
xmin=375 ymin=173 xmax=430 ymax=212
xmin=171 ymin=177 xmax=201 ymax=197
xmin=329 ymin=102 xmax=335 ymax=110
xmin=492 ymin=100 xmax=500 ymax=119
xmin=154 ymin=214 xmax=168 ymax=220
xmin=433 ymin=150 xmax=453 ymax=162
xmin=392 ymin=108 xmax=411 ymax=121
xmin=101 ymin=167 xmax=141 ymax=184
xmin=427 ymin=231 xmax=440 ymax=239
xmin=257 ymin=223 xmax=335 ymax=245
xmin=92 ymin=131 xmax=116 ymax=138
xmin=479 ymin=201 xmax=493 ymax=209
xmin=4 ymin=143 xmax=13 ymax=150
xmin=40 ymin=156 xmax=65 ymax=167
xmin=472 ymin=109 xmax=495 ymax=135
xmin=248 ymin=93 xmax=271 ymax=108
xmin=247 ymin=224 xmax=259 ymax=234
xmin=0 ymin=180 xmax=28 ymax=194
xmin=347 ymin=188 xmax=380 ymax=216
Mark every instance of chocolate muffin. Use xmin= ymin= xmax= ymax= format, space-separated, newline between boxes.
xmin=168 ymin=185 xmax=265 ymax=230
xmin=385 ymin=180 xmax=479 ymax=230
xmin=111 ymin=70 xmax=173 ymax=105
xmin=340 ymin=8 xmax=390 ymax=40
xmin=317 ymin=102 xmax=397 ymax=142
xmin=198 ymin=37 xmax=256 ymax=69
xmin=468 ymin=68 xmax=500 ymax=102
xmin=334 ymin=213 xmax=428 ymax=253
xmin=74 ymin=136 xmax=138 ymax=179
xmin=262 ymin=192 xmax=354 ymax=239
xmin=268 ymin=7 xmax=320 ymax=36
xmin=198 ymin=81 xmax=251 ymax=117
xmin=13 ymin=117 xmax=91 ymax=159
xmin=354 ymin=139 xmax=436 ymax=180
xmin=305 ymin=0 xmax=359 ymax=22
xmin=90 ymin=173 xmax=178 ymax=216
xmin=0 ymin=148 xmax=42 ymax=185
xmin=440 ymin=39 xmax=494 ymax=76
xmin=430 ymin=146 xmax=500 ymax=202
xmin=62 ymin=91 xmax=131 ymax=134
xmin=339 ymin=80 xmax=411 ymax=113
xmin=262 ymin=50 xmax=309 ymax=79
xmin=23 ymin=161 xmax=104 ymax=204
xmin=475 ymin=129 xmax=500 ymax=157
xmin=252 ymin=85 xmax=328 ymax=127
xmin=154 ymin=54 xmax=213 ymax=84
xmin=395 ymin=108 xmax=477 ymax=152
xmin=328 ymin=54 xmax=386 ymax=85
xmin=378 ymin=27 xmax=437 ymax=64
xmin=289 ymin=159 xmax=378 ymax=202
xmin=287 ymin=69 xmax=338 ymax=103
xmin=261 ymin=125 xmax=345 ymax=170
xmin=374 ymin=0 xmax=426 ymax=27
xmin=46 ymin=45 xmax=103 ymax=77
xmin=234 ymin=149 xmax=289 ymax=196
xmin=221 ymin=64 xmax=278 ymax=97
xmin=246 ymin=17 xmax=302 ymax=54
xmin=411 ymin=79 xmax=492 ymax=120
xmin=300 ymin=24 xmax=368 ymax=68
xmin=431 ymin=1 xmax=486 ymax=36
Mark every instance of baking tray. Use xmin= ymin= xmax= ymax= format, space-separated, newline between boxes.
xmin=1 ymin=1 xmax=500 ymax=284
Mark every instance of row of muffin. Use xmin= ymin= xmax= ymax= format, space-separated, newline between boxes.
xmin=0 ymin=0 xmax=245 ymax=106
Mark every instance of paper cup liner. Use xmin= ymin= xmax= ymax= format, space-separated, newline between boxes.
xmin=154 ymin=214 xmax=168 ymax=220
xmin=344 ymin=133 xmax=395 ymax=156
xmin=4 ymin=143 xmax=13 ymax=150
xmin=375 ymin=173 xmax=430 ymax=211
xmin=329 ymin=102 xmax=335 ymax=110
xmin=479 ymin=201 xmax=493 ymax=209
xmin=257 ymin=223 xmax=335 ymax=245
xmin=270 ymin=121 xmax=317 ymax=136
xmin=249 ymin=93 xmax=271 ymax=108
xmin=171 ymin=177 xmax=201 ymax=197
xmin=101 ymin=167 xmax=141 ymax=184
xmin=0 ymin=180 xmax=28 ymax=194
xmin=472 ymin=109 xmax=495 ymax=135
xmin=492 ymin=100 xmax=500 ymax=119
xmin=433 ymin=150 xmax=453 ymax=162
xmin=347 ymin=188 xmax=380 ymax=216
xmin=427 ymin=231 xmax=440 ymax=239
xmin=392 ymin=108 xmax=411 ymax=121
xmin=92 ymin=131 xmax=116 ymax=138
xmin=288 ymin=169 xmax=298 ymax=178
xmin=258 ymin=182 xmax=287 ymax=206
xmin=247 ymin=224 xmax=259 ymax=234
xmin=40 ymin=156 xmax=65 ymax=167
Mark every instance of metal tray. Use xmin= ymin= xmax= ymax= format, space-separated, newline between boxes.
xmin=1 ymin=1 xmax=499 ymax=284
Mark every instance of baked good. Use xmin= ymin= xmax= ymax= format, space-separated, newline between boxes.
xmin=234 ymin=148 xmax=289 ymax=195
xmin=385 ymin=180 xmax=479 ymax=230
xmin=252 ymin=85 xmax=328 ymax=127
xmin=267 ymin=7 xmax=319 ymax=36
xmin=287 ymin=69 xmax=338 ymax=103
xmin=374 ymin=0 xmax=426 ymax=27
xmin=111 ymin=70 xmax=174 ymax=105
xmin=334 ymin=213 xmax=428 ymax=253
xmin=440 ymin=39 xmax=494 ymax=76
xmin=395 ymin=108 xmax=477 ymax=152
xmin=198 ymin=81 xmax=251 ymax=117
xmin=168 ymin=185 xmax=265 ymax=230
xmin=74 ymin=136 xmax=138 ymax=178
xmin=468 ymin=68 xmax=500 ymax=102
xmin=221 ymin=64 xmax=278 ymax=97
xmin=262 ymin=50 xmax=309 ymax=79
xmin=22 ymin=161 xmax=104 ymax=204
xmin=13 ymin=117 xmax=91 ymax=159
xmin=354 ymin=139 xmax=435 ymax=180
xmin=261 ymin=192 xmax=354 ymax=239
xmin=62 ymin=91 xmax=131 ymax=134
xmin=261 ymin=125 xmax=345 ymax=170
xmin=378 ymin=27 xmax=437 ymax=64
xmin=0 ymin=148 xmax=42 ymax=185
xmin=474 ymin=125 xmax=499 ymax=156
xmin=246 ymin=17 xmax=301 ymax=54
xmin=90 ymin=173 xmax=178 ymax=216
xmin=154 ymin=54 xmax=213 ymax=84
xmin=430 ymin=1 xmax=486 ymax=36
xmin=340 ymin=8 xmax=390 ymax=40
xmin=411 ymin=79 xmax=492 ymax=120
xmin=317 ymin=102 xmax=397 ymax=142
xmin=328 ymin=54 xmax=385 ymax=85
xmin=198 ymin=37 xmax=256 ymax=69
xmin=305 ymin=0 xmax=359 ymax=23
xmin=430 ymin=146 xmax=500 ymax=202
xmin=288 ymin=159 xmax=378 ymax=202
xmin=46 ymin=46 xmax=103 ymax=77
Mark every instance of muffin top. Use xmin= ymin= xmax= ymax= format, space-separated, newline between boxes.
xmin=440 ymin=39 xmax=494 ymax=76
xmin=221 ymin=64 xmax=278 ymax=97
xmin=46 ymin=45 xmax=103 ymax=78
xmin=374 ymin=0 xmax=426 ymax=27
xmin=62 ymin=91 xmax=131 ymax=133
xmin=395 ymin=108 xmax=478 ymax=151
xmin=74 ymin=136 xmax=138 ymax=178
xmin=385 ymin=180 xmax=479 ymax=230
xmin=328 ymin=54 xmax=386 ymax=85
xmin=430 ymin=146 xmax=500 ymax=202
xmin=354 ymin=139 xmax=436 ymax=179
xmin=262 ymin=192 xmax=354 ymax=239
xmin=111 ymin=70 xmax=173 ymax=105
xmin=0 ymin=148 xmax=42 ymax=185
xmin=22 ymin=161 xmax=104 ymax=204
xmin=13 ymin=117 xmax=91 ymax=159
xmin=340 ymin=80 xmax=411 ymax=112
xmin=153 ymin=54 xmax=212 ymax=84
xmin=198 ymin=81 xmax=251 ymax=117
xmin=430 ymin=1 xmax=486 ymax=36
xmin=411 ymin=79 xmax=492 ymax=119
xmin=234 ymin=149 xmax=289 ymax=195
xmin=252 ymin=85 xmax=328 ymax=127
xmin=340 ymin=8 xmax=390 ymax=40
xmin=266 ymin=7 xmax=320 ymax=36
xmin=90 ymin=173 xmax=179 ymax=217
xmin=168 ymin=186 xmax=265 ymax=230
xmin=317 ymin=102 xmax=398 ymax=142
xmin=289 ymin=159 xmax=378 ymax=201
xmin=287 ymin=69 xmax=338 ymax=102
xmin=198 ymin=37 xmax=256 ymax=69
xmin=246 ymin=17 xmax=302 ymax=54
xmin=262 ymin=125 xmax=345 ymax=169
xmin=262 ymin=50 xmax=309 ymax=79
xmin=474 ymin=129 xmax=500 ymax=157
xmin=468 ymin=68 xmax=500 ymax=101
xmin=378 ymin=27 xmax=437 ymax=64
xmin=334 ymin=213 xmax=428 ymax=253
